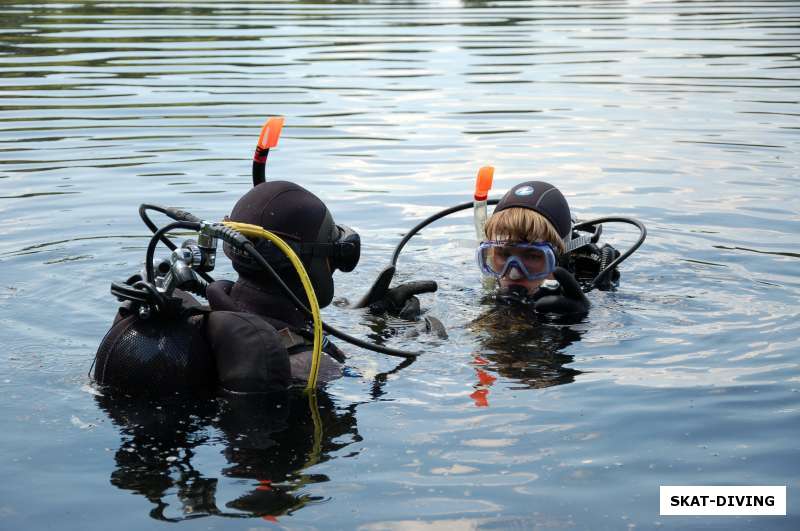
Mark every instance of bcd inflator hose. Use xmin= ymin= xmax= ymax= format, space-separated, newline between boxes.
xmin=571 ymin=216 xmax=647 ymax=292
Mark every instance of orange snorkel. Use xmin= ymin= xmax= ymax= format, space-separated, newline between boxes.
xmin=252 ymin=116 xmax=285 ymax=186
xmin=473 ymin=166 xmax=495 ymax=289
xmin=474 ymin=166 xmax=494 ymax=203
xmin=473 ymin=166 xmax=494 ymax=237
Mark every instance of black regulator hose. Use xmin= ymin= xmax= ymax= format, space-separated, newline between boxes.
xmin=391 ymin=199 xmax=499 ymax=266
xmin=572 ymin=216 xmax=647 ymax=292
xmin=144 ymin=220 xmax=202 ymax=283
xmin=110 ymin=281 xmax=152 ymax=305
xmin=139 ymin=204 xmax=215 ymax=284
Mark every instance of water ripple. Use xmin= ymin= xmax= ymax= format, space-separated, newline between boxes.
xmin=1 ymin=1 xmax=799 ymax=529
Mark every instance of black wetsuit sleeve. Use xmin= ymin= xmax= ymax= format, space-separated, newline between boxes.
xmin=206 ymin=311 xmax=291 ymax=395
xmin=367 ymin=281 xmax=438 ymax=320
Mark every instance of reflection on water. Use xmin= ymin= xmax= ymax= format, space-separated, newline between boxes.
xmin=1 ymin=0 xmax=799 ymax=529
xmin=470 ymin=304 xmax=582 ymax=403
xmin=97 ymin=390 xmax=359 ymax=521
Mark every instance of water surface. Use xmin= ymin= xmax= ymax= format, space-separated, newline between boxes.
xmin=1 ymin=1 xmax=799 ymax=529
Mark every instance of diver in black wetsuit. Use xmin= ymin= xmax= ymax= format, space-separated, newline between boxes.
xmin=94 ymin=180 xmax=362 ymax=397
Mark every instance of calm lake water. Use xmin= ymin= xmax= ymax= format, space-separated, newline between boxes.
xmin=1 ymin=1 xmax=799 ymax=529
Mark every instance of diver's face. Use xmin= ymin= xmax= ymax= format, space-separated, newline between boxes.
xmin=492 ymin=245 xmax=553 ymax=294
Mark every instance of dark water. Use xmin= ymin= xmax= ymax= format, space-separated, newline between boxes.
xmin=1 ymin=1 xmax=799 ymax=529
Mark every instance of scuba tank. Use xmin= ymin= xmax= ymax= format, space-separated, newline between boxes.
xmin=93 ymin=229 xmax=220 ymax=397
xmin=93 ymin=293 xmax=214 ymax=397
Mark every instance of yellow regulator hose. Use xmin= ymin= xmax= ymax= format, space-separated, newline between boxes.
xmin=222 ymin=221 xmax=323 ymax=392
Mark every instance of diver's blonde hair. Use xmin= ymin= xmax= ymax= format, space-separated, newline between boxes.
xmin=484 ymin=207 xmax=565 ymax=254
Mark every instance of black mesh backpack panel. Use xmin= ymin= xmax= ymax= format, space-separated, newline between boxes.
xmin=94 ymin=311 xmax=215 ymax=397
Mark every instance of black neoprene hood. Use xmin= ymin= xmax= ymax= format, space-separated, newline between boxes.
xmin=493 ymin=181 xmax=572 ymax=239
xmin=224 ymin=181 xmax=338 ymax=308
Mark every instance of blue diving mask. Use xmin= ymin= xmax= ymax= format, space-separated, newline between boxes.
xmin=476 ymin=240 xmax=558 ymax=281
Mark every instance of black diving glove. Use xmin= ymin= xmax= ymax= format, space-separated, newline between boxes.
xmin=368 ymin=280 xmax=438 ymax=320
xmin=531 ymin=267 xmax=590 ymax=316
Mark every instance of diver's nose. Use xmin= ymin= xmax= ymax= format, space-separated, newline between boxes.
xmin=506 ymin=265 xmax=524 ymax=281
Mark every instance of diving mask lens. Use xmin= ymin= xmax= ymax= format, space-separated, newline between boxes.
xmin=331 ymin=224 xmax=360 ymax=272
xmin=247 ymin=224 xmax=361 ymax=273
xmin=476 ymin=241 xmax=557 ymax=281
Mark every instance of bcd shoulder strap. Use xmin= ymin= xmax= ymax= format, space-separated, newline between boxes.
xmin=278 ymin=327 xmax=346 ymax=363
